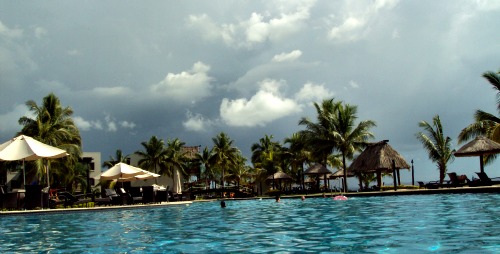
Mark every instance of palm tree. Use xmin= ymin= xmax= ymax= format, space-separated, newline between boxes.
xmin=332 ymin=101 xmax=376 ymax=192
xmin=18 ymin=93 xmax=82 ymax=186
xmin=284 ymin=132 xmax=310 ymax=190
xmin=162 ymin=138 xmax=188 ymax=191
xmin=135 ymin=136 xmax=168 ymax=184
xmin=459 ymin=70 xmax=500 ymax=164
xmin=299 ymin=98 xmax=376 ymax=192
xmin=195 ymin=146 xmax=214 ymax=189
xmin=226 ymin=155 xmax=251 ymax=190
xmin=102 ymin=149 xmax=130 ymax=169
xmin=251 ymin=135 xmax=282 ymax=189
xmin=210 ymin=132 xmax=240 ymax=190
xmin=416 ymin=115 xmax=455 ymax=183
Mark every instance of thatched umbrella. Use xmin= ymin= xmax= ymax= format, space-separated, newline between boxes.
xmin=266 ymin=172 xmax=293 ymax=190
xmin=454 ymin=136 xmax=500 ymax=174
xmin=304 ymin=164 xmax=332 ymax=191
xmin=350 ymin=140 xmax=410 ymax=189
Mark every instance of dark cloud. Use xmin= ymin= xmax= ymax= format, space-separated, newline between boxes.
xmin=1 ymin=1 xmax=500 ymax=183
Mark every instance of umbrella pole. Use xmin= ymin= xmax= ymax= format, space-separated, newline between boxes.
xmin=23 ymin=159 xmax=26 ymax=190
xmin=480 ymin=154 xmax=484 ymax=173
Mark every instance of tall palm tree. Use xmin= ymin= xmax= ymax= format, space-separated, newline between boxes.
xmin=18 ymin=93 xmax=82 ymax=185
xmin=102 ymin=149 xmax=130 ymax=169
xmin=416 ymin=115 xmax=455 ymax=183
xmin=195 ymin=146 xmax=214 ymax=189
xmin=284 ymin=132 xmax=310 ymax=190
xmin=299 ymin=98 xmax=376 ymax=192
xmin=210 ymin=132 xmax=240 ymax=190
xmin=251 ymin=134 xmax=282 ymax=189
xmin=459 ymin=70 xmax=500 ymax=164
xmin=135 ymin=136 xmax=168 ymax=184
xmin=162 ymin=138 xmax=188 ymax=190
xmin=226 ymin=154 xmax=251 ymax=189
xmin=332 ymin=101 xmax=376 ymax=192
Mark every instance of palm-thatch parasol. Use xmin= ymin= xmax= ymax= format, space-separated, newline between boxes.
xmin=266 ymin=172 xmax=293 ymax=190
xmin=304 ymin=164 xmax=332 ymax=191
xmin=454 ymin=136 xmax=500 ymax=174
xmin=350 ymin=140 xmax=410 ymax=189
xmin=329 ymin=169 xmax=355 ymax=179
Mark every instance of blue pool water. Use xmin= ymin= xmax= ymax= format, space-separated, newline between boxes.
xmin=1 ymin=193 xmax=500 ymax=253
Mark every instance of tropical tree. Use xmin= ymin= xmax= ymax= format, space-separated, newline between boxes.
xmin=135 ymin=136 xmax=168 ymax=184
xmin=299 ymin=98 xmax=376 ymax=192
xmin=283 ymin=132 xmax=310 ymax=190
xmin=195 ymin=146 xmax=214 ymax=189
xmin=18 ymin=93 xmax=82 ymax=186
xmin=416 ymin=115 xmax=455 ymax=183
xmin=459 ymin=70 xmax=500 ymax=164
xmin=162 ymin=138 xmax=188 ymax=190
xmin=226 ymin=154 xmax=251 ymax=190
xmin=251 ymin=134 xmax=282 ymax=189
xmin=210 ymin=132 xmax=240 ymax=190
xmin=102 ymin=149 xmax=130 ymax=169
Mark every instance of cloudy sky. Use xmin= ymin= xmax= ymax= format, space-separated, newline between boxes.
xmin=1 ymin=0 xmax=499 ymax=184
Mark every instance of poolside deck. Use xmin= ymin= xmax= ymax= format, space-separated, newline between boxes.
xmin=0 ymin=201 xmax=193 ymax=216
xmin=3 ymin=185 xmax=500 ymax=216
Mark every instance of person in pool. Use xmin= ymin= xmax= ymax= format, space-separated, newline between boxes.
xmin=275 ymin=196 xmax=280 ymax=202
xmin=221 ymin=200 xmax=226 ymax=208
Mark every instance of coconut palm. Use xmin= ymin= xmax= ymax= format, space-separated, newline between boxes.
xmin=251 ymin=135 xmax=282 ymax=189
xmin=299 ymin=98 xmax=376 ymax=192
xmin=210 ymin=132 xmax=240 ymax=190
xmin=102 ymin=149 xmax=130 ymax=169
xmin=18 ymin=93 xmax=82 ymax=185
xmin=162 ymin=138 xmax=189 ymax=190
xmin=135 ymin=136 xmax=168 ymax=184
xmin=195 ymin=146 xmax=215 ymax=189
xmin=284 ymin=132 xmax=310 ymax=190
xmin=416 ymin=115 xmax=455 ymax=183
xmin=226 ymin=155 xmax=251 ymax=190
xmin=459 ymin=70 xmax=500 ymax=164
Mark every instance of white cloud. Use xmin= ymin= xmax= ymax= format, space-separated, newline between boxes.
xmin=151 ymin=61 xmax=213 ymax=103
xmin=220 ymin=79 xmax=302 ymax=127
xmin=67 ymin=49 xmax=82 ymax=56
xmin=183 ymin=111 xmax=214 ymax=132
xmin=272 ymin=50 xmax=302 ymax=62
xmin=349 ymin=80 xmax=359 ymax=88
xmin=120 ymin=121 xmax=136 ymax=129
xmin=34 ymin=26 xmax=47 ymax=39
xmin=0 ymin=104 xmax=29 ymax=134
xmin=327 ymin=0 xmax=399 ymax=41
xmin=188 ymin=1 xmax=314 ymax=48
xmin=295 ymin=82 xmax=334 ymax=102
xmin=73 ymin=116 xmax=103 ymax=131
xmin=92 ymin=86 xmax=132 ymax=96
xmin=0 ymin=21 xmax=23 ymax=38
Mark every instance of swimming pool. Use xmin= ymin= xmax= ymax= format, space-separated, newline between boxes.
xmin=1 ymin=193 xmax=499 ymax=253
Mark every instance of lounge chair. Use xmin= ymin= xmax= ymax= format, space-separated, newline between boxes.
xmin=129 ymin=187 xmax=144 ymax=204
xmin=57 ymin=191 xmax=92 ymax=208
xmin=105 ymin=189 xmax=124 ymax=205
xmin=424 ymin=180 xmax=441 ymax=189
xmin=444 ymin=172 xmax=470 ymax=187
xmin=470 ymin=172 xmax=500 ymax=186
xmin=142 ymin=186 xmax=155 ymax=204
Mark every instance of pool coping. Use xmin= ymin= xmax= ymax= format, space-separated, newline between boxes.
xmin=2 ymin=185 xmax=500 ymax=216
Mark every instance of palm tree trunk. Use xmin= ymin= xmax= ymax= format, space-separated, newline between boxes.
xmin=342 ymin=153 xmax=348 ymax=192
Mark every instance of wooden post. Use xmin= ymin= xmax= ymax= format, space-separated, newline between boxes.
xmin=392 ymin=160 xmax=397 ymax=191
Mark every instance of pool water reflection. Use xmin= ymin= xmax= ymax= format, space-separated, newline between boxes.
xmin=1 ymin=193 xmax=500 ymax=253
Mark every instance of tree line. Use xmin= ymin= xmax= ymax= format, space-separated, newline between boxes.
xmin=2 ymin=69 xmax=498 ymax=193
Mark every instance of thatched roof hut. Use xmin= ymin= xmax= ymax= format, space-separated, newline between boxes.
xmin=454 ymin=136 xmax=500 ymax=173
xmin=350 ymin=140 xmax=409 ymax=188
xmin=329 ymin=169 xmax=355 ymax=179
xmin=266 ymin=172 xmax=293 ymax=180
xmin=304 ymin=164 xmax=332 ymax=175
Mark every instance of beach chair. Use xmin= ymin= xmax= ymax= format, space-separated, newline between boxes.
xmin=57 ymin=191 xmax=92 ymax=208
xmin=142 ymin=186 xmax=155 ymax=204
xmin=445 ymin=172 xmax=469 ymax=187
xmin=129 ymin=187 xmax=144 ymax=204
xmin=470 ymin=172 xmax=500 ymax=186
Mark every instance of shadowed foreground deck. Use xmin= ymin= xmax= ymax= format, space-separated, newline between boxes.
xmin=3 ymin=185 xmax=500 ymax=216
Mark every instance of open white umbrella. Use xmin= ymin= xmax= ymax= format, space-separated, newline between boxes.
xmin=0 ymin=135 xmax=68 ymax=189
xmin=118 ymin=169 xmax=160 ymax=182
xmin=100 ymin=162 xmax=144 ymax=180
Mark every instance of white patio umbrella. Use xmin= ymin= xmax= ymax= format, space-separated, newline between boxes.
xmin=117 ymin=169 xmax=160 ymax=182
xmin=100 ymin=162 xmax=144 ymax=181
xmin=0 ymin=135 xmax=68 ymax=189
xmin=173 ymin=169 xmax=182 ymax=194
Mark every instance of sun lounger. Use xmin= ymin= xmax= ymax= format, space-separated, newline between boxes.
xmin=444 ymin=172 xmax=470 ymax=187
xmin=129 ymin=187 xmax=144 ymax=204
xmin=57 ymin=191 xmax=92 ymax=208
xmin=469 ymin=172 xmax=500 ymax=186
